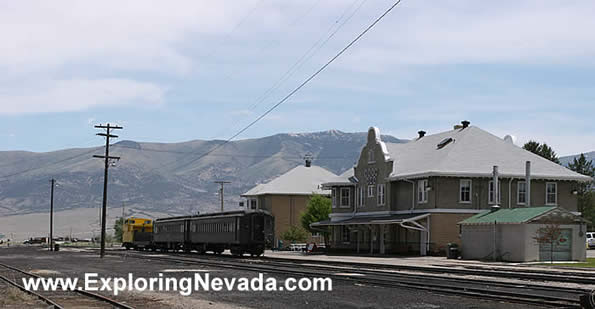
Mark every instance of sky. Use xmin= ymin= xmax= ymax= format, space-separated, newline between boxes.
xmin=0 ymin=0 xmax=594 ymax=156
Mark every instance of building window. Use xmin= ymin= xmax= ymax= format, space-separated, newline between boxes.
xmin=368 ymin=148 xmax=375 ymax=164
xmin=546 ymin=182 xmax=557 ymax=205
xmin=517 ymin=181 xmax=526 ymax=205
xmin=460 ymin=179 xmax=472 ymax=203
xmin=417 ymin=179 xmax=428 ymax=203
xmin=377 ymin=183 xmax=385 ymax=206
xmin=332 ymin=188 xmax=337 ymax=208
xmin=250 ymin=199 xmax=257 ymax=210
xmin=342 ymin=226 xmax=350 ymax=243
xmin=340 ymin=188 xmax=351 ymax=207
xmin=358 ymin=186 xmax=365 ymax=207
xmin=368 ymin=185 xmax=375 ymax=198
xmin=488 ymin=180 xmax=501 ymax=204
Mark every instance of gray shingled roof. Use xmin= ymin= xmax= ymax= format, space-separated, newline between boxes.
xmin=384 ymin=126 xmax=590 ymax=181
xmin=241 ymin=165 xmax=338 ymax=196
xmin=325 ymin=126 xmax=590 ymax=184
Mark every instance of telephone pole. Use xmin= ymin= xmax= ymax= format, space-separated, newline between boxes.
xmin=93 ymin=123 xmax=122 ymax=258
xmin=49 ymin=178 xmax=56 ymax=251
xmin=214 ymin=181 xmax=231 ymax=212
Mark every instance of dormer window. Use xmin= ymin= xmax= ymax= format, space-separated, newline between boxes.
xmin=368 ymin=148 xmax=375 ymax=164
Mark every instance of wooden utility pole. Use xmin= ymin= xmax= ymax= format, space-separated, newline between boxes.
xmin=214 ymin=181 xmax=231 ymax=212
xmin=49 ymin=178 xmax=56 ymax=251
xmin=93 ymin=123 xmax=122 ymax=258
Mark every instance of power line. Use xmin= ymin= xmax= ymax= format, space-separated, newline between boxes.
xmin=201 ymin=0 xmax=266 ymax=61
xmin=212 ymin=0 xmax=366 ymax=140
xmin=110 ymin=143 xmax=356 ymax=160
xmin=176 ymin=0 xmax=404 ymax=170
xmin=0 ymin=148 xmax=101 ymax=180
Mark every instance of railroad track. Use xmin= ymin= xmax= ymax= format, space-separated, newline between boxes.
xmin=108 ymin=248 xmax=595 ymax=284
xmin=109 ymin=250 xmax=585 ymax=308
xmin=255 ymin=255 xmax=595 ymax=285
xmin=0 ymin=261 xmax=135 ymax=309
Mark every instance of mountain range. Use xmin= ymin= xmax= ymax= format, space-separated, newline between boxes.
xmin=559 ymin=151 xmax=595 ymax=167
xmin=0 ymin=131 xmax=591 ymax=218
xmin=0 ymin=130 xmax=405 ymax=216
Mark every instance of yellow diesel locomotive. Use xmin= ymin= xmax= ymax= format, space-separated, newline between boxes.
xmin=122 ymin=217 xmax=153 ymax=250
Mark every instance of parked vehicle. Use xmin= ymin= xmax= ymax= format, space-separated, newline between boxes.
xmin=23 ymin=237 xmax=46 ymax=245
xmin=587 ymin=232 xmax=594 ymax=249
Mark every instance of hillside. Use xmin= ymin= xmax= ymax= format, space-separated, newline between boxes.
xmin=0 ymin=130 xmax=405 ymax=216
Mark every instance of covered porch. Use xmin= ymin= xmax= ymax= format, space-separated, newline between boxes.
xmin=312 ymin=213 xmax=432 ymax=256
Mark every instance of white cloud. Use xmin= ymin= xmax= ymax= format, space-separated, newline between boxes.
xmin=337 ymin=1 xmax=595 ymax=71
xmin=0 ymin=1 xmax=269 ymax=75
xmin=0 ymin=79 xmax=166 ymax=115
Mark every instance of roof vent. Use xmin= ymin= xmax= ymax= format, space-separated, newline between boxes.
xmin=304 ymin=153 xmax=313 ymax=167
xmin=490 ymin=205 xmax=501 ymax=213
xmin=417 ymin=130 xmax=426 ymax=139
xmin=461 ymin=120 xmax=470 ymax=128
xmin=437 ymin=137 xmax=453 ymax=149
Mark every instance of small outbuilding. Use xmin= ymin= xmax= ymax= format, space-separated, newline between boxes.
xmin=459 ymin=206 xmax=588 ymax=262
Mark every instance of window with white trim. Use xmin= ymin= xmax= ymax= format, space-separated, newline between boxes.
xmin=340 ymin=188 xmax=351 ymax=207
xmin=249 ymin=199 xmax=257 ymax=210
xmin=332 ymin=188 xmax=337 ymax=208
xmin=417 ymin=179 xmax=428 ymax=203
xmin=368 ymin=149 xmax=375 ymax=164
xmin=488 ymin=180 xmax=501 ymax=204
xmin=517 ymin=181 xmax=526 ymax=205
xmin=368 ymin=185 xmax=375 ymax=198
xmin=546 ymin=182 xmax=557 ymax=205
xmin=460 ymin=179 xmax=472 ymax=203
xmin=377 ymin=183 xmax=385 ymax=206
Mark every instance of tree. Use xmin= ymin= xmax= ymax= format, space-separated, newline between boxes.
xmin=114 ymin=218 xmax=124 ymax=242
xmin=567 ymin=153 xmax=595 ymax=228
xmin=300 ymin=194 xmax=331 ymax=245
xmin=533 ymin=222 xmax=562 ymax=264
xmin=523 ymin=141 xmax=560 ymax=164
xmin=280 ymin=225 xmax=309 ymax=244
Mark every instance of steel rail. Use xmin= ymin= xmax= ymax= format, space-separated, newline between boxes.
xmin=110 ymin=251 xmax=581 ymax=308
xmin=0 ymin=273 xmax=64 ymax=309
xmin=256 ymin=254 xmax=595 ymax=283
xmin=0 ymin=261 xmax=135 ymax=309
xmin=110 ymin=248 xmax=595 ymax=283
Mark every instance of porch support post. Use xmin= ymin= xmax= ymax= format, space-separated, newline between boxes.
xmin=356 ymin=229 xmax=360 ymax=253
xmin=379 ymin=224 xmax=385 ymax=254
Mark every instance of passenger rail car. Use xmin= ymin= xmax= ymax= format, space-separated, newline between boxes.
xmin=152 ymin=210 xmax=274 ymax=256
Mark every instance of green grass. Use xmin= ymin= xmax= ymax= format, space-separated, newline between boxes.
xmin=541 ymin=258 xmax=595 ymax=268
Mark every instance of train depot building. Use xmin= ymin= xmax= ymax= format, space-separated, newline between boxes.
xmin=241 ymin=161 xmax=338 ymax=247
xmin=459 ymin=206 xmax=588 ymax=262
xmin=312 ymin=122 xmax=591 ymax=256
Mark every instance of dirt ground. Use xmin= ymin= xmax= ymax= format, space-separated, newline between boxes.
xmin=0 ymin=246 xmax=544 ymax=309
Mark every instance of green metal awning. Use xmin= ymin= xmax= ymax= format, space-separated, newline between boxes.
xmin=459 ymin=206 xmax=560 ymax=225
